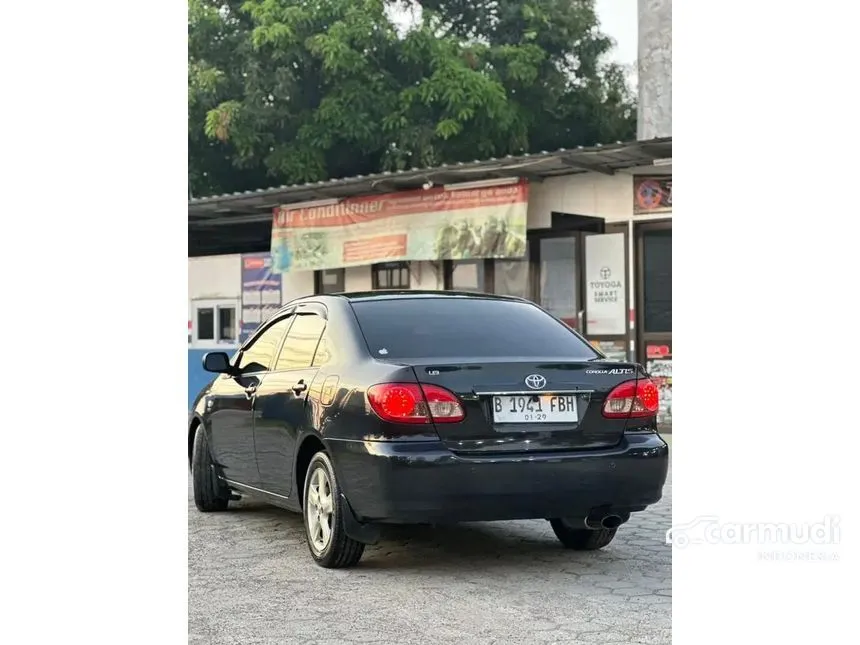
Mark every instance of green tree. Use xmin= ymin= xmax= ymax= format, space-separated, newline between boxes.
xmin=188 ymin=0 xmax=636 ymax=197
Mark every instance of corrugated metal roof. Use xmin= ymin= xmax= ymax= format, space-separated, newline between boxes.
xmin=189 ymin=136 xmax=671 ymax=224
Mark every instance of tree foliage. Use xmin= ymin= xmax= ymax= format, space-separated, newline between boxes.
xmin=188 ymin=0 xmax=636 ymax=197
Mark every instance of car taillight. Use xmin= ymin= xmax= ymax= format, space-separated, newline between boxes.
xmin=602 ymin=378 xmax=660 ymax=418
xmin=366 ymin=383 xmax=465 ymax=424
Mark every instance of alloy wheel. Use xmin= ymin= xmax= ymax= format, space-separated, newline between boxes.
xmin=306 ymin=467 xmax=334 ymax=553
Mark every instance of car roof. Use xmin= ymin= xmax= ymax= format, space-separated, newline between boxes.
xmin=331 ymin=290 xmax=529 ymax=303
xmin=270 ymin=290 xmax=530 ymax=319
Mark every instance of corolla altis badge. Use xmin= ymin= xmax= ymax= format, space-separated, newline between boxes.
xmin=585 ymin=368 xmax=635 ymax=375
xmin=524 ymin=374 xmax=547 ymax=390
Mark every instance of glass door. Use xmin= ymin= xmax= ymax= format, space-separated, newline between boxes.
xmin=538 ymin=236 xmax=581 ymax=331
xmin=492 ymin=244 xmax=531 ymax=299
xmin=582 ymin=230 xmax=629 ymax=361
xmin=637 ymin=222 xmax=672 ymax=429
xmin=450 ymin=260 xmax=486 ymax=292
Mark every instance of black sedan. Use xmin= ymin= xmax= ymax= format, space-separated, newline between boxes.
xmin=189 ymin=291 xmax=669 ymax=568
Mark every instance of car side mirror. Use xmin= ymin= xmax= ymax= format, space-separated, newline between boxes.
xmin=203 ymin=351 xmax=233 ymax=374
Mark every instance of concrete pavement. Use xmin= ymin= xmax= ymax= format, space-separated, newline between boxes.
xmin=189 ymin=437 xmax=672 ymax=644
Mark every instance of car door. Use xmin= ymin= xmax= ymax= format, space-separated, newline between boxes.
xmin=207 ymin=315 xmax=293 ymax=487
xmin=254 ymin=306 xmax=328 ymax=497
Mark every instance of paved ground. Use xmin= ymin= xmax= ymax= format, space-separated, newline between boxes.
xmin=189 ymin=439 xmax=671 ymax=644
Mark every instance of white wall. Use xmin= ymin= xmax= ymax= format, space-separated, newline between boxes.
xmin=188 ymin=254 xmax=241 ymax=300
xmin=188 ymin=253 xmax=316 ymax=309
xmin=411 ymin=261 xmax=443 ymax=290
xmin=188 ymin=254 xmax=241 ymax=323
xmin=344 ymin=266 xmax=372 ymax=291
xmin=527 ymin=173 xmax=635 ymax=227
xmin=188 ymin=254 xmax=242 ymax=347
xmin=282 ymin=270 xmax=314 ymax=303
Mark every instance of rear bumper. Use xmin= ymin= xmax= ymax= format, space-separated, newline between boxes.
xmin=327 ymin=433 xmax=669 ymax=524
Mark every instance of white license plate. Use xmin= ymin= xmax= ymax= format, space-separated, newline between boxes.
xmin=492 ymin=394 xmax=578 ymax=424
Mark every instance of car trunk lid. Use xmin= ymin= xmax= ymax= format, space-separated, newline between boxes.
xmin=409 ymin=358 xmax=642 ymax=454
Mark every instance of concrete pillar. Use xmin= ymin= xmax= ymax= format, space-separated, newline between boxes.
xmin=637 ymin=0 xmax=672 ymax=139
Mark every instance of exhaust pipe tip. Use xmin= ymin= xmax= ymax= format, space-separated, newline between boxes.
xmin=601 ymin=515 xmax=623 ymax=530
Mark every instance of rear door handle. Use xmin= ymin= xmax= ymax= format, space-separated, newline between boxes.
xmin=292 ymin=380 xmax=308 ymax=395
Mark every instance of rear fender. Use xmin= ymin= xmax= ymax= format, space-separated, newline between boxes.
xmin=293 ymin=431 xmax=381 ymax=545
xmin=331 ymin=363 xmax=441 ymax=442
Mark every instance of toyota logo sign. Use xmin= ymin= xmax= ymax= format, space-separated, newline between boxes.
xmin=524 ymin=374 xmax=546 ymax=390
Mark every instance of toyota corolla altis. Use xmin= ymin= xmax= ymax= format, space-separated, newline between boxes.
xmin=188 ymin=291 xmax=669 ymax=568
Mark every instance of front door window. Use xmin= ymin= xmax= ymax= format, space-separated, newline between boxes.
xmin=237 ymin=317 xmax=293 ymax=374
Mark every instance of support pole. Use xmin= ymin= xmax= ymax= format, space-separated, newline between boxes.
xmin=627 ymin=218 xmax=636 ymax=362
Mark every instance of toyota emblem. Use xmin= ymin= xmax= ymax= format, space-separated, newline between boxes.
xmin=524 ymin=374 xmax=546 ymax=390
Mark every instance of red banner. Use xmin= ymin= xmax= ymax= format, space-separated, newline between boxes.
xmin=269 ymin=181 xmax=530 ymax=273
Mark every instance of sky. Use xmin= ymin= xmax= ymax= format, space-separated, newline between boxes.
xmin=595 ymin=0 xmax=637 ymax=82
xmin=389 ymin=1 xmax=639 ymax=89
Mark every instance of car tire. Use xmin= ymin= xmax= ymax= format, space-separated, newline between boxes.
xmin=191 ymin=427 xmax=230 ymax=512
xmin=303 ymin=451 xmax=365 ymax=568
xmin=549 ymin=519 xmax=617 ymax=550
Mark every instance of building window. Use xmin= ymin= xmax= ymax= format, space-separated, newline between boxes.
xmin=372 ymin=262 xmax=410 ymax=289
xmin=191 ymin=299 xmax=239 ymax=346
xmin=315 ymin=269 xmax=345 ymax=294
xmin=451 ymin=260 xmax=486 ymax=292
xmin=493 ymin=244 xmax=530 ymax=300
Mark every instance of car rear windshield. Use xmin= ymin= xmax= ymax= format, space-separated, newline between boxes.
xmin=351 ymin=297 xmax=600 ymax=360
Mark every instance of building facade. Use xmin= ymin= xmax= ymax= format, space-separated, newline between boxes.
xmin=188 ymin=140 xmax=672 ymax=427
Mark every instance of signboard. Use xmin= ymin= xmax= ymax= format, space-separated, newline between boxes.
xmin=646 ymin=343 xmax=672 ymax=426
xmin=270 ymin=182 xmax=529 ymax=273
xmin=590 ymin=339 xmax=628 ymax=362
xmin=240 ymin=253 xmax=282 ymax=342
xmin=634 ymin=176 xmax=672 ymax=214
xmin=585 ymin=233 xmax=626 ymax=335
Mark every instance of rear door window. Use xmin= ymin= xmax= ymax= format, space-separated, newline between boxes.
xmin=274 ymin=313 xmax=326 ymax=370
xmin=351 ymin=298 xmax=600 ymax=360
